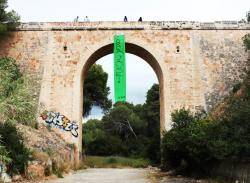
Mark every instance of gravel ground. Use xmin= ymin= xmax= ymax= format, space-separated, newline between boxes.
xmin=44 ymin=168 xmax=211 ymax=183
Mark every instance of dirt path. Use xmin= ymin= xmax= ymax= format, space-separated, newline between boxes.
xmin=45 ymin=168 xmax=208 ymax=183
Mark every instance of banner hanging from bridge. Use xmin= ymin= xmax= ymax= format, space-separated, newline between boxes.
xmin=114 ymin=34 xmax=126 ymax=102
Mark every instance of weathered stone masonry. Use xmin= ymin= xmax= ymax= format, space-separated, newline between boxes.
xmin=0 ymin=21 xmax=249 ymax=164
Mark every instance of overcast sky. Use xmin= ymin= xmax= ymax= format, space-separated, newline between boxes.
xmin=8 ymin=0 xmax=250 ymax=22
xmin=7 ymin=0 xmax=250 ymax=121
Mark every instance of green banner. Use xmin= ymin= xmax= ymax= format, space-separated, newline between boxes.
xmin=114 ymin=35 xmax=126 ymax=102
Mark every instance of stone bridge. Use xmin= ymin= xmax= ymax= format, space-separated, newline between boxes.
xmin=0 ymin=21 xmax=249 ymax=164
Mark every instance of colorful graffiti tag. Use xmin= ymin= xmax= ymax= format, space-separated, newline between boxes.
xmin=40 ymin=111 xmax=78 ymax=137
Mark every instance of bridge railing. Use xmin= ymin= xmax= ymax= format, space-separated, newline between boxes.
xmin=17 ymin=21 xmax=250 ymax=31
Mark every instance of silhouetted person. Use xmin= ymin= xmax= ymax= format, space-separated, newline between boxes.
xmin=74 ymin=16 xmax=79 ymax=22
xmin=138 ymin=17 xmax=142 ymax=22
xmin=84 ymin=16 xmax=90 ymax=22
xmin=124 ymin=16 xmax=128 ymax=22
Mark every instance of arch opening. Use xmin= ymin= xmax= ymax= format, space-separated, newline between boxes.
xmin=79 ymin=42 xmax=165 ymax=163
xmin=81 ymin=42 xmax=164 ymax=130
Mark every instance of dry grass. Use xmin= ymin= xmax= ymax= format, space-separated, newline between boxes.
xmin=80 ymin=156 xmax=150 ymax=169
xmin=32 ymin=151 xmax=50 ymax=162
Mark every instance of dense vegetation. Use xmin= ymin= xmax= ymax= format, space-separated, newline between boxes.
xmin=83 ymin=83 xmax=160 ymax=164
xmin=0 ymin=57 xmax=32 ymax=174
xmin=0 ymin=57 xmax=38 ymax=128
xmin=161 ymin=34 xmax=250 ymax=176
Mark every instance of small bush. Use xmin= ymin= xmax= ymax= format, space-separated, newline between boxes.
xmin=0 ymin=121 xmax=31 ymax=174
xmin=0 ymin=57 xmax=38 ymax=128
xmin=243 ymin=34 xmax=250 ymax=51
xmin=171 ymin=108 xmax=194 ymax=128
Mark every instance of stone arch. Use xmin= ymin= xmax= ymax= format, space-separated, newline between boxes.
xmin=75 ymin=42 xmax=166 ymax=160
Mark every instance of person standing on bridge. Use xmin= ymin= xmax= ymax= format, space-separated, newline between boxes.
xmin=124 ymin=16 xmax=128 ymax=22
xmin=74 ymin=16 xmax=79 ymax=22
xmin=84 ymin=16 xmax=90 ymax=22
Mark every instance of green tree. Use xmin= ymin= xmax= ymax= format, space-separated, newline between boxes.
xmin=0 ymin=0 xmax=20 ymax=35
xmin=161 ymin=110 xmax=216 ymax=175
xmin=142 ymin=84 xmax=161 ymax=164
xmin=102 ymin=102 xmax=143 ymax=141
xmin=83 ymin=84 xmax=161 ymax=162
xmin=83 ymin=119 xmax=125 ymax=156
xmin=101 ymin=84 xmax=161 ymax=161
xmin=83 ymin=119 xmax=107 ymax=154
xmin=83 ymin=64 xmax=112 ymax=117
xmin=82 ymin=102 xmax=148 ymax=158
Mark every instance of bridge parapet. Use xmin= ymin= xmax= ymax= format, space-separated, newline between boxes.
xmin=17 ymin=21 xmax=250 ymax=31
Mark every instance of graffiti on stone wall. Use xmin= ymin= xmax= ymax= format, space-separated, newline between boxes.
xmin=40 ymin=110 xmax=78 ymax=137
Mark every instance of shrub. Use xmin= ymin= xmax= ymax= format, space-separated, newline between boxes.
xmin=243 ymin=34 xmax=250 ymax=51
xmin=162 ymin=110 xmax=214 ymax=175
xmin=0 ymin=121 xmax=31 ymax=174
xmin=162 ymin=100 xmax=250 ymax=176
xmin=0 ymin=57 xmax=38 ymax=128
xmin=171 ymin=108 xmax=194 ymax=128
